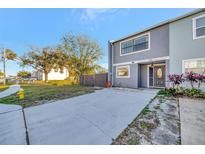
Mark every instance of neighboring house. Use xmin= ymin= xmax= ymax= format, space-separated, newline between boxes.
xmin=31 ymin=68 xmax=69 ymax=81
xmin=108 ymin=9 xmax=205 ymax=89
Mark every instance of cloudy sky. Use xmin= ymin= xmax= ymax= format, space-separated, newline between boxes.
xmin=0 ymin=8 xmax=193 ymax=75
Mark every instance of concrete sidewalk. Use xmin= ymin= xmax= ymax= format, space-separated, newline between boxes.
xmin=0 ymin=104 xmax=26 ymax=145
xmin=0 ymin=85 xmax=26 ymax=145
xmin=179 ymin=98 xmax=205 ymax=145
xmin=0 ymin=85 xmax=20 ymax=99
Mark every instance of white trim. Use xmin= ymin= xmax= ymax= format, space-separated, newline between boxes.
xmin=147 ymin=65 xmax=150 ymax=88
xmin=119 ymin=32 xmax=151 ymax=56
xmin=113 ymin=56 xmax=169 ymax=66
xmin=182 ymin=57 xmax=205 ymax=73
xmin=111 ymin=9 xmax=205 ymax=44
xmin=116 ymin=65 xmax=130 ymax=78
xmin=192 ymin=14 xmax=205 ymax=40
xmin=111 ymin=43 xmax=114 ymax=85
xmin=147 ymin=64 xmax=166 ymax=88
xmin=113 ymin=61 xmax=133 ymax=66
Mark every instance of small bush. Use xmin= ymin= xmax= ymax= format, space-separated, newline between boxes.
xmin=168 ymin=74 xmax=184 ymax=89
xmin=157 ymin=88 xmax=176 ymax=97
xmin=185 ymin=72 xmax=205 ymax=89
xmin=127 ymin=138 xmax=140 ymax=145
xmin=158 ymin=87 xmax=205 ymax=99
xmin=183 ymin=88 xmax=203 ymax=97
xmin=141 ymin=107 xmax=151 ymax=115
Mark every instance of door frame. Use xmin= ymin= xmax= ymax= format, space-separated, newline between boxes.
xmin=147 ymin=63 xmax=166 ymax=88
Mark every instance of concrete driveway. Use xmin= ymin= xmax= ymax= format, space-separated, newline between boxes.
xmin=0 ymin=88 xmax=157 ymax=145
xmin=0 ymin=85 xmax=20 ymax=99
xmin=0 ymin=104 xmax=26 ymax=145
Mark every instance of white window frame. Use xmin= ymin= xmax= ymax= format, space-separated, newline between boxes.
xmin=120 ymin=32 xmax=151 ymax=56
xmin=182 ymin=57 xmax=205 ymax=73
xmin=116 ymin=65 xmax=130 ymax=78
xmin=147 ymin=63 xmax=166 ymax=88
xmin=192 ymin=14 xmax=205 ymax=40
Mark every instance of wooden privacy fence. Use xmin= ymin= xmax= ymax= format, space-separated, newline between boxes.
xmin=80 ymin=73 xmax=108 ymax=87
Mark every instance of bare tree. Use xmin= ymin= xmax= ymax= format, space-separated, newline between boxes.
xmin=20 ymin=46 xmax=55 ymax=82
xmin=61 ymin=33 xmax=103 ymax=81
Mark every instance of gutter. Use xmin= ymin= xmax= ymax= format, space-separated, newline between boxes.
xmin=111 ymin=8 xmax=205 ymax=43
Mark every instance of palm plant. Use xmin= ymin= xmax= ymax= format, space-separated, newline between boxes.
xmin=0 ymin=48 xmax=17 ymax=84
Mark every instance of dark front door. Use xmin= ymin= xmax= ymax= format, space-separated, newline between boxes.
xmin=154 ymin=65 xmax=165 ymax=87
xmin=149 ymin=67 xmax=154 ymax=87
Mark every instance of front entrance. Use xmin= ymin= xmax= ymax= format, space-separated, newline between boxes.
xmin=148 ymin=64 xmax=165 ymax=88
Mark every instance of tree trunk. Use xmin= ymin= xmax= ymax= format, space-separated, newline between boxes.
xmin=44 ymin=72 xmax=48 ymax=83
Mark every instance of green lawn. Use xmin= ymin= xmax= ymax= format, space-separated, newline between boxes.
xmin=0 ymin=85 xmax=9 ymax=92
xmin=0 ymin=85 xmax=95 ymax=108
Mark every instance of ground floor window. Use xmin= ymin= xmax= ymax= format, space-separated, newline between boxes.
xmin=116 ymin=65 xmax=130 ymax=78
xmin=183 ymin=58 xmax=205 ymax=74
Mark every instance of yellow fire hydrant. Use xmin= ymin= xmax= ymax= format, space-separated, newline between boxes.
xmin=17 ymin=88 xmax=25 ymax=100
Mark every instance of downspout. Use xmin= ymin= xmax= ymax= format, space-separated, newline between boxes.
xmin=111 ymin=42 xmax=114 ymax=86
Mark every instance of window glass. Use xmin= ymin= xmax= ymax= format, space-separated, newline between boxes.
xmin=117 ymin=66 xmax=129 ymax=77
xmin=194 ymin=16 xmax=205 ymax=38
xmin=196 ymin=17 xmax=205 ymax=28
xmin=121 ymin=34 xmax=149 ymax=55
xmin=196 ymin=27 xmax=205 ymax=37
xmin=184 ymin=59 xmax=205 ymax=74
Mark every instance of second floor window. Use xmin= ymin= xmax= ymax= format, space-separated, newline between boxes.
xmin=121 ymin=33 xmax=150 ymax=55
xmin=193 ymin=14 xmax=205 ymax=39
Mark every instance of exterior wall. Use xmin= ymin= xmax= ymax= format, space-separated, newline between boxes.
xmin=113 ymin=63 xmax=138 ymax=88
xmin=113 ymin=24 xmax=169 ymax=64
xmin=139 ymin=64 xmax=148 ymax=88
xmin=169 ymin=11 xmax=205 ymax=74
xmin=110 ymin=24 xmax=169 ymax=88
xmin=108 ymin=41 xmax=113 ymax=84
xmin=165 ymin=59 xmax=170 ymax=87
xmin=42 ymin=68 xmax=69 ymax=80
xmin=31 ymin=71 xmax=43 ymax=80
xmin=109 ymin=10 xmax=205 ymax=89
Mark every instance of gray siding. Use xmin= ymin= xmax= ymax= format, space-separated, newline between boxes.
xmin=113 ymin=24 xmax=169 ymax=64
xmin=139 ymin=64 xmax=148 ymax=88
xmin=108 ymin=41 xmax=112 ymax=83
xmin=169 ymin=11 xmax=205 ymax=74
xmin=113 ymin=63 xmax=138 ymax=88
xmin=165 ymin=59 xmax=170 ymax=86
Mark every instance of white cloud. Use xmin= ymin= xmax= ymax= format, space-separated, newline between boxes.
xmin=80 ymin=8 xmax=129 ymax=21
xmin=81 ymin=9 xmax=110 ymax=20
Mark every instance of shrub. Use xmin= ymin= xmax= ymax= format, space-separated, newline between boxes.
xmin=183 ymin=88 xmax=203 ymax=97
xmin=185 ymin=72 xmax=205 ymax=88
xmin=194 ymin=74 xmax=205 ymax=88
xmin=158 ymin=87 xmax=205 ymax=99
xmin=168 ymin=74 xmax=184 ymax=89
xmin=157 ymin=88 xmax=175 ymax=97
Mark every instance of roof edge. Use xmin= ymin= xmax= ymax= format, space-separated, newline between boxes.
xmin=111 ymin=8 xmax=205 ymax=43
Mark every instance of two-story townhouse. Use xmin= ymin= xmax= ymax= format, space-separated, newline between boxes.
xmin=108 ymin=9 xmax=205 ymax=89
